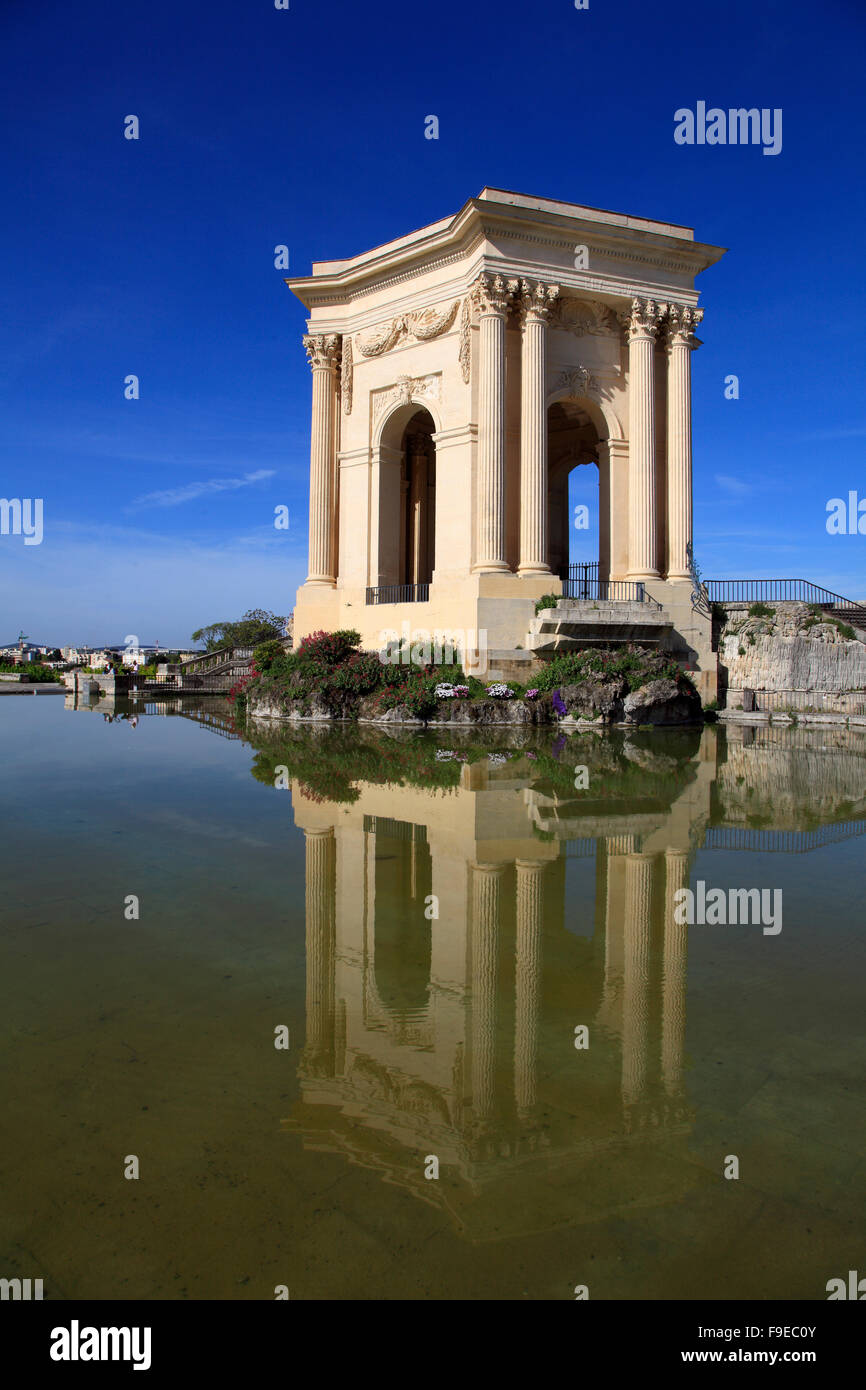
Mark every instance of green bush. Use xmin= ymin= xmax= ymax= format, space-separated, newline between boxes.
xmin=532 ymin=647 xmax=692 ymax=694
xmin=535 ymin=593 xmax=561 ymax=615
xmin=748 ymin=602 xmax=775 ymax=618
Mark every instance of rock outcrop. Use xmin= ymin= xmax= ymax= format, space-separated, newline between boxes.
xmin=718 ymin=602 xmax=866 ymax=691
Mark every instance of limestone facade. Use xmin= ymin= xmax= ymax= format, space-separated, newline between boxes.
xmin=287 ymin=189 xmax=725 ymax=668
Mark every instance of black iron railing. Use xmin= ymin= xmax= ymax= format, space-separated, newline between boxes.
xmin=365 ymin=583 xmax=430 ymax=605
xmin=558 ymin=564 xmax=661 ymax=607
xmin=705 ymin=579 xmax=866 ymax=620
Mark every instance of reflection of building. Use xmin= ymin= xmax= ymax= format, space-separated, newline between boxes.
xmin=286 ymin=732 xmax=720 ymax=1238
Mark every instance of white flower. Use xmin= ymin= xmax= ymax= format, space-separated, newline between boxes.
xmin=486 ymin=683 xmax=514 ymax=698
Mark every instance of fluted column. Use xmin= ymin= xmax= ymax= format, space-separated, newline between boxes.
xmin=661 ymin=850 xmax=690 ymax=1096
xmin=472 ymin=275 xmax=516 ymax=572
xmin=626 ymin=300 xmax=663 ymax=581
xmin=303 ymin=334 xmax=340 ymax=586
xmin=304 ymin=827 xmax=336 ymax=1075
xmin=621 ymin=852 xmax=654 ymax=1113
xmin=665 ymin=306 xmax=703 ymax=579
xmin=514 ymin=860 xmax=545 ymax=1117
xmin=471 ymin=862 xmax=504 ymax=1122
xmin=518 ymin=280 xmax=559 ymax=575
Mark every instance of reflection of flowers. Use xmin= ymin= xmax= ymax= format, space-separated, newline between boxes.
xmin=487 ymin=752 xmax=508 ymax=766
xmin=526 ymin=751 xmax=538 ymax=760
xmin=552 ymin=688 xmax=567 ymax=717
xmin=551 ymin=734 xmax=567 ymax=761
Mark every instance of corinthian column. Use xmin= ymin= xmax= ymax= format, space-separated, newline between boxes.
xmin=518 ymin=280 xmax=559 ymax=575
xmin=472 ymin=275 xmax=516 ymax=572
xmin=626 ymin=300 xmax=663 ymax=581
xmin=514 ymin=860 xmax=545 ymax=1117
xmin=665 ymin=306 xmax=703 ymax=579
xmin=303 ymin=334 xmax=340 ymax=586
xmin=471 ymin=862 xmax=504 ymax=1122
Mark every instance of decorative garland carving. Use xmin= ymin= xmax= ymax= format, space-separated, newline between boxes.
xmin=341 ymin=334 xmax=353 ymax=414
xmin=552 ymin=297 xmax=620 ymax=336
xmin=458 ymin=297 xmax=471 ymax=384
xmin=355 ymin=299 xmax=460 ymax=358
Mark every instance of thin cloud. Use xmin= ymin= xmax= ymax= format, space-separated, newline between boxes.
xmin=714 ymin=473 xmax=753 ymax=497
xmin=130 ymin=469 xmax=276 ymax=510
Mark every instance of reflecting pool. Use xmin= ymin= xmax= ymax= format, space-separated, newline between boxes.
xmin=1 ymin=693 xmax=864 ymax=1300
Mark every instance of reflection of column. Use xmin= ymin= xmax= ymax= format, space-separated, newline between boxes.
xmin=304 ymin=827 xmax=336 ymax=1074
xmin=621 ymin=852 xmax=654 ymax=1111
xmin=518 ymin=280 xmax=559 ymax=575
xmin=514 ymin=860 xmax=545 ymax=1117
xmin=303 ymin=334 xmax=340 ymax=586
xmin=662 ymin=850 xmax=690 ymax=1096
xmin=471 ymin=863 xmax=504 ymax=1122
xmin=665 ymin=306 xmax=703 ymax=579
xmin=626 ymin=300 xmax=662 ymax=581
xmin=472 ymin=275 xmax=515 ymax=572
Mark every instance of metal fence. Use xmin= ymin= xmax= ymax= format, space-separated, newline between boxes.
xmin=703 ymin=822 xmax=866 ymax=854
xmin=705 ymin=579 xmax=866 ymax=621
xmin=365 ymin=583 xmax=430 ymax=605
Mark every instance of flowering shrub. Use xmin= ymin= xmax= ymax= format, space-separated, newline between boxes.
xmin=486 ymin=683 xmax=514 ymax=698
xmin=525 ymin=688 xmax=539 ymax=700
xmin=296 ymin=629 xmax=361 ymax=666
xmin=551 ymin=689 xmax=567 ymax=717
xmin=435 ymin=682 xmax=470 ymax=699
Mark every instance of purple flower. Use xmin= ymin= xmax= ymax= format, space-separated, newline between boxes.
xmin=551 ymin=734 xmax=567 ymax=761
xmin=552 ymin=689 xmax=567 ymax=717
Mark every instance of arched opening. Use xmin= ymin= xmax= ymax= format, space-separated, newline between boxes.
xmin=375 ymin=405 xmax=436 ymax=593
xmin=547 ymin=399 xmax=607 ymax=592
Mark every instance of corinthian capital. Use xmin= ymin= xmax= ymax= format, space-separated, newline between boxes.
xmin=471 ymin=273 xmax=519 ymax=317
xmin=627 ymin=298 xmax=664 ymax=341
xmin=665 ymin=303 xmax=704 ymax=348
xmin=521 ymin=279 xmax=560 ymax=322
xmin=303 ymin=333 xmax=341 ymax=371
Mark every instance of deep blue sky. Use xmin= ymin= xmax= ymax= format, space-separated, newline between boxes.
xmin=1 ymin=0 xmax=864 ymax=646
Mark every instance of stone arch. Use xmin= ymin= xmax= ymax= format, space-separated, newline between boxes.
xmin=373 ymin=400 xmax=439 ymax=590
xmin=374 ymin=392 xmax=443 ymax=451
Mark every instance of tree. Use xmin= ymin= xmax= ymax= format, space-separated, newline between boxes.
xmin=191 ymin=608 xmax=288 ymax=652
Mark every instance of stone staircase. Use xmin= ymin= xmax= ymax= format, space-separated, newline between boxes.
xmin=526 ymin=598 xmax=673 ymax=654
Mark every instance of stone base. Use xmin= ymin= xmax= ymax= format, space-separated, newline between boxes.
xmin=293 ymin=573 xmax=719 ymax=691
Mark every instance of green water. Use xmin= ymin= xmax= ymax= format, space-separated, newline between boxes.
xmin=1 ymin=694 xmax=864 ymax=1300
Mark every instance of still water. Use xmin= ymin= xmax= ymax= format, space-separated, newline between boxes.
xmin=1 ymin=693 xmax=864 ymax=1300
